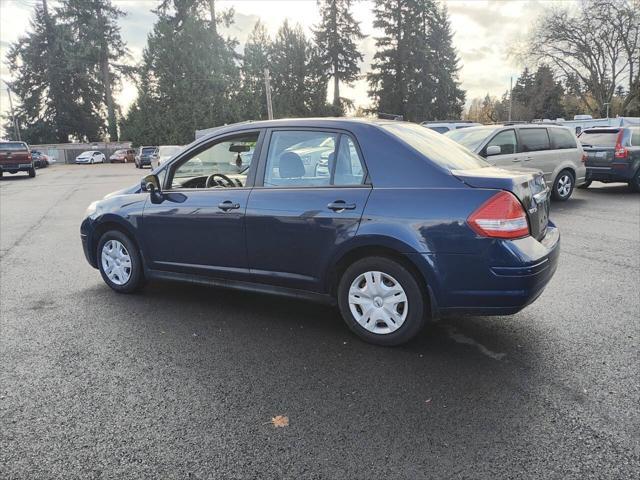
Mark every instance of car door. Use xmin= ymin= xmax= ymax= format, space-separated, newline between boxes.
xmin=141 ymin=130 xmax=263 ymax=279
xmin=482 ymin=129 xmax=520 ymax=168
xmin=245 ymin=129 xmax=372 ymax=292
xmin=516 ymin=128 xmax=553 ymax=182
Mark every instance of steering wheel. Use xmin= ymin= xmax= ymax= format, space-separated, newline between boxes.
xmin=205 ymin=173 xmax=237 ymax=188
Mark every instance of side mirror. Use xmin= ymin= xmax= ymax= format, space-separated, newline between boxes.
xmin=486 ymin=145 xmax=502 ymax=156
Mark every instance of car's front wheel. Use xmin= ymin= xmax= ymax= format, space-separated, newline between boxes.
xmin=337 ymin=256 xmax=427 ymax=346
xmin=97 ymin=230 xmax=145 ymax=293
xmin=552 ymin=170 xmax=574 ymax=201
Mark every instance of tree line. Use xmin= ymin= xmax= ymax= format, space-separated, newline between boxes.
xmin=5 ymin=0 xmax=464 ymax=145
xmin=467 ymin=0 xmax=639 ymax=123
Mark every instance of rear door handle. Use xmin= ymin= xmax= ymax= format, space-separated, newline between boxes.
xmin=218 ymin=200 xmax=240 ymax=211
xmin=327 ymin=201 xmax=356 ymax=211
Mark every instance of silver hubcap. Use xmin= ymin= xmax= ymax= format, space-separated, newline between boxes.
xmin=348 ymin=271 xmax=408 ymax=335
xmin=557 ymin=175 xmax=572 ymax=197
xmin=101 ymin=240 xmax=132 ymax=285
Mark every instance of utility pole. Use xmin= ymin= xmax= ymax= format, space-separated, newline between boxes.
xmin=264 ymin=68 xmax=274 ymax=120
xmin=508 ymin=76 xmax=513 ymax=122
xmin=4 ymin=81 xmax=21 ymax=141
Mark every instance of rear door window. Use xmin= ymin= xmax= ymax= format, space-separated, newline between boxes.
xmin=519 ymin=128 xmax=550 ymax=152
xmin=549 ymin=128 xmax=577 ymax=149
xmin=333 ymin=136 xmax=365 ymax=186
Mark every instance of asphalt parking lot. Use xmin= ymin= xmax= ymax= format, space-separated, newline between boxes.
xmin=1 ymin=164 xmax=639 ymax=479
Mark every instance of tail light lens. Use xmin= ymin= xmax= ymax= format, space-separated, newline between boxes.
xmin=581 ymin=152 xmax=587 ymax=163
xmin=468 ymin=191 xmax=530 ymax=239
xmin=614 ymin=130 xmax=628 ymax=159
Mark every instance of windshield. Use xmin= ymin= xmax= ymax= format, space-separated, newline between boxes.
xmin=1 ymin=142 xmax=27 ymax=151
xmin=445 ymin=127 xmax=499 ymax=151
xmin=382 ymin=122 xmax=490 ymax=170
xmin=578 ymin=130 xmax=620 ymax=147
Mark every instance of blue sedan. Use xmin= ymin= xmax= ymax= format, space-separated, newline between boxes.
xmin=81 ymin=118 xmax=559 ymax=346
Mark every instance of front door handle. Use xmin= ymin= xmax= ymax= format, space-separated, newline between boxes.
xmin=327 ymin=200 xmax=356 ymax=212
xmin=218 ymin=200 xmax=240 ymax=211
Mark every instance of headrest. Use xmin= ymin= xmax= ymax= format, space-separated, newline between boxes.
xmin=279 ymin=152 xmax=305 ymax=178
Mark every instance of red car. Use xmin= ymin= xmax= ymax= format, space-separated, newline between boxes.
xmin=109 ymin=149 xmax=136 ymax=163
xmin=0 ymin=141 xmax=35 ymax=178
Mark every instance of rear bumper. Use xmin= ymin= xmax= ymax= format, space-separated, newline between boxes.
xmin=409 ymin=223 xmax=560 ymax=316
xmin=0 ymin=163 xmax=33 ymax=172
xmin=586 ymin=163 xmax=638 ymax=182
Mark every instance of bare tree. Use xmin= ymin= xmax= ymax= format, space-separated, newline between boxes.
xmin=528 ymin=0 xmax=639 ymax=116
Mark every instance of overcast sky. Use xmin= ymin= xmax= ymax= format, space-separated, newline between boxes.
xmin=0 ymin=0 xmax=577 ymax=135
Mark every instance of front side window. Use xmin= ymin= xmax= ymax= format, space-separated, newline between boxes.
xmin=264 ymin=131 xmax=337 ymax=187
xmin=169 ymin=132 xmax=258 ymax=189
xmin=485 ymin=129 xmax=517 ymax=155
xmin=519 ymin=128 xmax=550 ymax=152
xmin=549 ymin=128 xmax=577 ymax=149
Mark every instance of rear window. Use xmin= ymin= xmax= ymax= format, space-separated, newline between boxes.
xmin=383 ymin=123 xmax=489 ymax=170
xmin=427 ymin=126 xmax=450 ymax=134
xmin=446 ymin=127 xmax=500 ymax=152
xmin=519 ymin=128 xmax=550 ymax=152
xmin=549 ymin=128 xmax=577 ymax=149
xmin=579 ymin=129 xmax=620 ymax=146
xmin=142 ymin=147 xmax=156 ymax=154
xmin=0 ymin=142 xmax=27 ymax=151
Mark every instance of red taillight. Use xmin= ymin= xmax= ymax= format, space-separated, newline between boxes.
xmin=581 ymin=152 xmax=587 ymax=163
xmin=614 ymin=130 xmax=628 ymax=159
xmin=468 ymin=191 xmax=530 ymax=239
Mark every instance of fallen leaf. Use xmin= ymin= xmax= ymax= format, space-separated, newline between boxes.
xmin=271 ymin=415 xmax=289 ymax=427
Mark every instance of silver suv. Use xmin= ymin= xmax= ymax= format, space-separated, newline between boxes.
xmin=446 ymin=124 xmax=587 ymax=200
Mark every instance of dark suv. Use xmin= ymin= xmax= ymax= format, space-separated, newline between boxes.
xmin=135 ymin=146 xmax=158 ymax=169
xmin=81 ymin=119 xmax=560 ymax=346
xmin=579 ymin=126 xmax=640 ymax=191
xmin=0 ymin=141 xmax=35 ymax=178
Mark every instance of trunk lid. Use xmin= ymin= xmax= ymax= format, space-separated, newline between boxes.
xmin=452 ymin=166 xmax=550 ymax=240
xmin=578 ymin=129 xmax=620 ymax=168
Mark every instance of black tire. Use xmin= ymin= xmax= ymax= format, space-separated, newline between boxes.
xmin=97 ymin=230 xmax=145 ymax=293
xmin=337 ymin=256 xmax=427 ymax=346
xmin=551 ymin=169 xmax=574 ymax=201
xmin=28 ymin=167 xmax=36 ymax=178
xmin=629 ymin=170 xmax=640 ymax=192
xmin=578 ymin=180 xmax=592 ymax=189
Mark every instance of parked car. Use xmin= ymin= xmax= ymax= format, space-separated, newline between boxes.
xmin=578 ymin=127 xmax=640 ymax=191
xmin=0 ymin=141 xmax=35 ymax=178
xmin=81 ymin=118 xmax=559 ymax=346
xmin=75 ymin=151 xmax=106 ymax=164
xmin=31 ymin=150 xmax=49 ymax=168
xmin=135 ymin=146 xmax=158 ymax=168
xmin=150 ymin=145 xmax=184 ymax=168
xmin=446 ymin=124 xmax=586 ymax=201
xmin=421 ymin=121 xmax=482 ymax=134
xmin=109 ymin=149 xmax=136 ymax=163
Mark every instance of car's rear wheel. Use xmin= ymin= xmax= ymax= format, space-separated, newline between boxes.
xmin=97 ymin=230 xmax=145 ymax=293
xmin=629 ymin=170 xmax=640 ymax=192
xmin=578 ymin=180 xmax=591 ymax=189
xmin=552 ymin=170 xmax=574 ymax=201
xmin=28 ymin=167 xmax=36 ymax=178
xmin=337 ymin=256 xmax=427 ymax=346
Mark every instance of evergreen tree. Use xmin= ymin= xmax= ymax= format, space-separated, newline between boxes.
xmin=121 ymin=0 xmax=241 ymax=145
xmin=269 ymin=20 xmax=331 ymax=118
xmin=240 ymin=21 xmax=271 ymax=120
xmin=58 ymin=0 xmax=131 ymax=141
xmin=367 ymin=0 xmax=464 ymax=122
xmin=427 ymin=4 xmax=465 ymax=119
xmin=314 ymin=0 xmax=364 ymax=111
xmin=5 ymin=1 xmax=102 ymax=143
xmin=531 ymin=65 xmax=565 ymax=119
